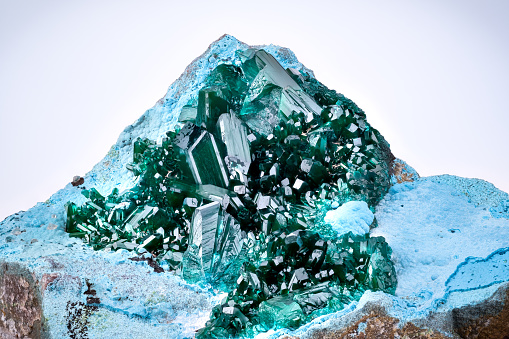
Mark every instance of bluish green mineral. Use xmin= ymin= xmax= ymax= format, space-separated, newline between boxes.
xmin=65 ymin=46 xmax=396 ymax=338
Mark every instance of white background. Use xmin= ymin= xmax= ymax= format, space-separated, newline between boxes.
xmin=1 ymin=0 xmax=508 ymax=220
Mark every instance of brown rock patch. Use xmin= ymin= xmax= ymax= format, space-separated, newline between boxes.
xmin=306 ymin=311 xmax=448 ymax=339
xmin=452 ymin=285 xmax=509 ymax=339
xmin=391 ymin=160 xmax=417 ymax=184
xmin=0 ymin=261 xmax=45 ymax=338
xmin=129 ymin=255 xmax=165 ymax=273
xmin=71 ymin=176 xmax=85 ymax=187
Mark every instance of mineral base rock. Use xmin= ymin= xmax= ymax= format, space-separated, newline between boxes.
xmin=304 ymin=308 xmax=449 ymax=339
xmin=0 ymin=250 xmax=216 ymax=339
xmin=2 ymin=263 xmax=509 ymax=338
xmin=280 ymin=282 xmax=509 ymax=339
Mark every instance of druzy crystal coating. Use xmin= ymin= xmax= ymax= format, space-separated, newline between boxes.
xmin=65 ymin=48 xmax=396 ymax=337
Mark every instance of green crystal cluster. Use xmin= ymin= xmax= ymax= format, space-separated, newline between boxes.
xmin=65 ymin=48 xmax=396 ymax=337
xmin=199 ymin=230 xmax=396 ymax=337
xmin=65 ymin=134 xmax=190 ymax=263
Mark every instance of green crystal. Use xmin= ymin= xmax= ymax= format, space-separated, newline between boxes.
xmin=175 ymin=123 xmax=229 ymax=188
xmin=258 ymin=296 xmax=304 ymax=330
xmin=181 ymin=243 xmax=204 ymax=282
xmin=217 ymin=111 xmax=251 ymax=181
xmin=212 ymin=212 xmax=244 ymax=276
xmin=239 ymin=50 xmax=321 ymax=136
xmin=196 ymin=87 xmax=229 ymax=130
xmin=178 ymin=105 xmax=198 ymax=123
xmin=188 ymin=201 xmax=221 ymax=273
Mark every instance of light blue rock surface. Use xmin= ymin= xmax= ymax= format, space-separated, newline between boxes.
xmin=324 ymin=201 xmax=373 ymax=236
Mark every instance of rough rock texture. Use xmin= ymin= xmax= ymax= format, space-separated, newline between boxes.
xmin=276 ymin=283 xmax=509 ymax=338
xmin=0 ymin=250 xmax=217 ymax=338
xmin=306 ymin=312 xmax=447 ymax=339
xmin=390 ymin=158 xmax=419 ymax=184
xmin=276 ymin=294 xmax=449 ymax=339
xmin=451 ymin=283 xmax=509 ymax=338
xmin=0 ymin=262 xmax=45 ymax=339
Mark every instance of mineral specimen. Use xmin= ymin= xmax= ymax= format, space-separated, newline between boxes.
xmin=65 ymin=46 xmax=396 ymax=337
